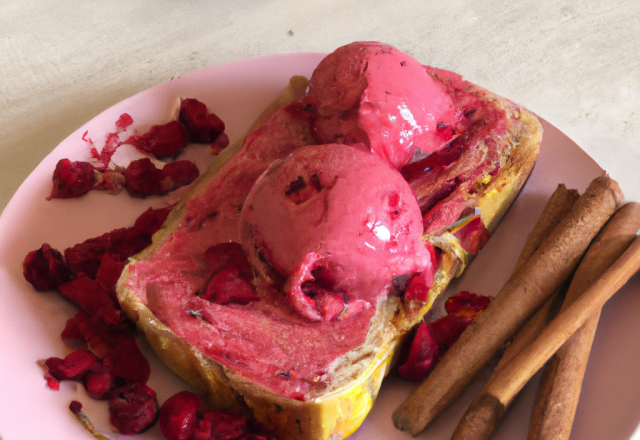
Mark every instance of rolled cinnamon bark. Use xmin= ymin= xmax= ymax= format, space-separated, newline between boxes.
xmin=528 ymin=201 xmax=640 ymax=440
xmin=450 ymin=185 xmax=580 ymax=439
xmin=392 ymin=175 xmax=623 ymax=436
xmin=454 ymin=231 xmax=640 ymax=440
xmin=513 ymin=184 xmax=580 ymax=274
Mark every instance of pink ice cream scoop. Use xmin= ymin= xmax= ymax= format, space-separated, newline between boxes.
xmin=304 ymin=42 xmax=459 ymax=170
xmin=240 ymin=144 xmax=431 ymax=322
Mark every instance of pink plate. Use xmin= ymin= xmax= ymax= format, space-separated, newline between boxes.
xmin=1 ymin=53 xmax=639 ymax=440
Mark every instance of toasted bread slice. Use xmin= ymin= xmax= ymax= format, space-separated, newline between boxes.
xmin=117 ymin=49 xmax=541 ymax=440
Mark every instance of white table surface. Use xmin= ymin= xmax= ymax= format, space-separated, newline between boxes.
xmin=1 ymin=0 xmax=639 ymax=438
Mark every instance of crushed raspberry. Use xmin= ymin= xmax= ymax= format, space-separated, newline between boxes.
xmin=444 ymin=290 xmax=492 ymax=317
xmin=404 ymin=242 xmax=437 ymax=303
xmin=108 ymin=383 xmax=158 ymax=435
xmin=58 ymin=277 xmax=122 ymax=325
xmin=179 ymin=99 xmax=226 ymax=143
xmin=60 ymin=312 xmax=151 ymax=385
xmin=399 ymin=291 xmax=491 ymax=381
xmin=45 ymin=374 xmax=61 ymax=390
xmin=61 ymin=314 xmax=86 ymax=347
xmin=23 ymin=243 xmax=74 ymax=291
xmin=129 ymin=121 xmax=189 ymax=157
xmin=203 ymin=266 xmax=260 ymax=305
xmin=427 ymin=313 xmax=473 ymax=353
xmin=123 ymin=158 xmax=199 ymax=198
xmin=202 ymin=243 xmax=259 ymax=305
xmin=88 ymin=113 xmax=134 ymax=169
xmin=159 ymin=391 xmax=203 ymax=440
xmin=81 ymin=315 xmax=151 ymax=384
xmin=159 ymin=390 xmax=277 ymax=440
xmin=192 ymin=410 xmax=248 ymax=440
xmin=48 ymin=159 xmax=96 ymax=200
xmin=84 ymin=363 xmax=116 ymax=399
xmin=46 ymin=349 xmax=101 ymax=380
xmin=95 ymin=253 xmax=126 ymax=300
xmin=163 ymin=160 xmax=200 ymax=187
xmin=123 ymin=158 xmax=166 ymax=197
xmin=134 ymin=206 xmax=173 ymax=235
xmin=115 ymin=113 xmax=134 ymax=129
xmin=397 ymin=322 xmax=439 ymax=381
xmin=64 ymin=233 xmax=111 ymax=278
xmin=63 ymin=205 xmax=171 ymax=278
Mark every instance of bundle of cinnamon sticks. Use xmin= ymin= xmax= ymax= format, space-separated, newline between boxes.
xmin=393 ymin=175 xmax=640 ymax=439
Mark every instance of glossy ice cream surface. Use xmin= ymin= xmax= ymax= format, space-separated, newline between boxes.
xmin=304 ymin=42 xmax=459 ymax=169
xmin=240 ymin=144 xmax=430 ymax=322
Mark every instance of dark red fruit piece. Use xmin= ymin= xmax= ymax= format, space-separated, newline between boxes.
xmin=23 ymin=243 xmax=74 ymax=291
xmin=204 ymin=243 xmax=253 ymax=278
xmin=397 ymin=321 xmax=440 ymax=381
xmin=84 ymin=363 xmax=116 ymax=399
xmin=108 ymin=383 xmax=159 ymax=435
xmin=61 ymin=314 xmax=86 ymax=347
xmin=69 ymin=400 xmax=83 ymax=415
xmin=163 ymin=160 xmax=200 ymax=187
xmin=202 ymin=243 xmax=259 ymax=305
xmin=179 ymin=99 xmax=225 ymax=143
xmin=58 ymin=277 xmax=122 ymax=325
xmin=123 ymin=158 xmax=167 ymax=198
xmin=66 ymin=312 xmax=151 ymax=384
xmin=192 ymin=410 xmax=248 ymax=440
xmin=202 ymin=266 xmax=260 ymax=305
xmin=159 ymin=391 xmax=203 ymax=440
xmin=210 ymin=132 xmax=230 ymax=154
xmin=428 ymin=313 xmax=473 ymax=353
xmin=64 ymin=206 xmax=170 ymax=278
xmin=133 ymin=206 xmax=173 ymax=236
xmin=444 ymin=291 xmax=492 ymax=317
xmin=44 ymin=357 xmax=65 ymax=387
xmin=45 ymin=374 xmax=61 ymax=390
xmin=131 ymin=121 xmax=189 ymax=157
xmin=49 ymin=159 xmax=96 ymax=199
xmin=95 ymin=252 xmax=126 ymax=299
xmin=404 ymin=242 xmax=437 ymax=303
xmin=46 ymin=349 xmax=101 ymax=380
xmin=103 ymin=335 xmax=150 ymax=384
xmin=115 ymin=113 xmax=134 ymax=129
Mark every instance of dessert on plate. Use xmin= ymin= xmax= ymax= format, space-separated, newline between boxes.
xmin=117 ymin=41 xmax=542 ymax=440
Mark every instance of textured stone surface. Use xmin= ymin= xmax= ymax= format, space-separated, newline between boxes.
xmin=1 ymin=0 xmax=638 ymax=211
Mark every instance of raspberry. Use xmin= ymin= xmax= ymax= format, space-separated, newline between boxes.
xmin=179 ymin=98 xmax=225 ymax=143
xmin=49 ymin=159 xmax=96 ymax=199
xmin=108 ymin=383 xmax=158 ymax=435
xmin=159 ymin=391 xmax=202 ymax=440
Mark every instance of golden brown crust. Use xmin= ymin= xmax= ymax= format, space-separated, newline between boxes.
xmin=117 ymin=73 xmax=542 ymax=440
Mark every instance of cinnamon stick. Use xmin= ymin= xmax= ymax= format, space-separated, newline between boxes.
xmin=528 ymin=201 xmax=640 ymax=440
xmin=513 ymin=184 xmax=580 ymax=274
xmin=392 ymin=175 xmax=623 ymax=436
xmin=452 ymin=201 xmax=640 ymax=440
xmin=453 ymin=232 xmax=640 ymax=440
xmin=449 ymin=186 xmax=581 ymax=439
